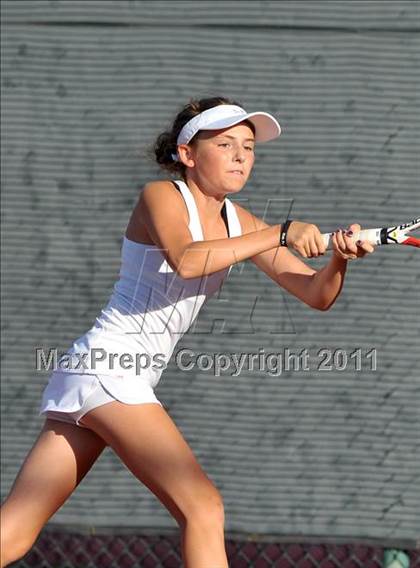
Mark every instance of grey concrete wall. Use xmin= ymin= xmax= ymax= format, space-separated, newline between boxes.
xmin=1 ymin=0 xmax=419 ymax=547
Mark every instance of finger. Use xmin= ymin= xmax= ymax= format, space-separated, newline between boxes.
xmin=314 ymin=231 xmax=326 ymax=255
xmin=304 ymin=240 xmax=314 ymax=257
xmin=337 ymin=230 xmax=358 ymax=260
xmin=332 ymin=231 xmax=348 ymax=259
xmin=348 ymin=223 xmax=361 ymax=236
xmin=331 ymin=231 xmax=343 ymax=254
xmin=335 ymin=229 xmax=347 ymax=252
xmin=343 ymin=231 xmax=358 ymax=255
xmin=308 ymin=237 xmax=320 ymax=257
xmin=295 ymin=236 xmax=312 ymax=258
xmin=356 ymin=240 xmax=375 ymax=255
xmin=347 ymin=223 xmax=361 ymax=246
xmin=300 ymin=246 xmax=309 ymax=258
xmin=292 ymin=237 xmax=308 ymax=258
xmin=295 ymin=243 xmax=308 ymax=258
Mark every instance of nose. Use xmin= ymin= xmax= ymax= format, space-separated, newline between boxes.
xmin=233 ymin=148 xmax=246 ymax=162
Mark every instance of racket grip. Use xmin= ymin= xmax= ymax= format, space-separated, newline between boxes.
xmin=321 ymin=228 xmax=381 ymax=250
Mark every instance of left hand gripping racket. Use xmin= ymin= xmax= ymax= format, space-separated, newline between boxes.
xmin=322 ymin=218 xmax=420 ymax=250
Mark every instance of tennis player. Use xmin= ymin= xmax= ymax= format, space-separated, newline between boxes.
xmin=0 ymin=96 xmax=375 ymax=567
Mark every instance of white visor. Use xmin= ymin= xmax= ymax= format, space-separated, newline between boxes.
xmin=171 ymin=104 xmax=281 ymax=161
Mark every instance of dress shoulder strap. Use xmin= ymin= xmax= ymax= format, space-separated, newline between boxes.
xmin=172 ymin=180 xmax=204 ymax=241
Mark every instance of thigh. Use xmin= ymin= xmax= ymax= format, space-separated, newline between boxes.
xmin=80 ymin=402 xmax=221 ymax=526
xmin=2 ymin=419 xmax=107 ymax=542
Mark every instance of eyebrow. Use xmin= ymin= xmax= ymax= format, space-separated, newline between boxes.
xmin=217 ymin=134 xmax=255 ymax=142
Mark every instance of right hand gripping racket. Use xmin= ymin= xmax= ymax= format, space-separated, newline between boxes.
xmin=322 ymin=218 xmax=420 ymax=250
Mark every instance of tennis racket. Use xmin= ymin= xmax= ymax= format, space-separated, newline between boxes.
xmin=322 ymin=218 xmax=420 ymax=250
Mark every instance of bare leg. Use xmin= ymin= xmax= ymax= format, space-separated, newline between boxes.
xmin=80 ymin=402 xmax=228 ymax=568
xmin=1 ymin=419 xmax=107 ymax=567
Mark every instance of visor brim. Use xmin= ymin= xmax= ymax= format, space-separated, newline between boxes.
xmin=199 ymin=111 xmax=281 ymax=143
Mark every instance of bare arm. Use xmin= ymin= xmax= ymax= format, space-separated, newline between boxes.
xmin=306 ymin=254 xmax=348 ymax=310
xmin=248 ymin=211 xmax=375 ymax=310
xmin=137 ymin=180 xmax=353 ymax=305
xmin=138 ymin=180 xmax=282 ymax=278
xmin=245 ymin=207 xmax=348 ymax=310
xmin=177 ymin=225 xmax=282 ymax=278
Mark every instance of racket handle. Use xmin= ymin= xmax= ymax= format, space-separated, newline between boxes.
xmin=321 ymin=228 xmax=382 ymax=250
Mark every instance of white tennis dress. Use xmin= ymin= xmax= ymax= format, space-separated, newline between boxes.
xmin=39 ymin=180 xmax=242 ymax=426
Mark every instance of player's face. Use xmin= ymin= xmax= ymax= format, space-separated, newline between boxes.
xmin=181 ymin=122 xmax=256 ymax=195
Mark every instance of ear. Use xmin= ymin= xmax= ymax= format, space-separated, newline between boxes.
xmin=177 ymin=144 xmax=195 ymax=167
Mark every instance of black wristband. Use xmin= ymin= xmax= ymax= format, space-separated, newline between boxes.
xmin=280 ymin=219 xmax=293 ymax=247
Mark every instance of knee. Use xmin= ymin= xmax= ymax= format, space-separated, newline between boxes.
xmin=0 ymin=511 xmax=36 ymax=567
xmin=182 ymin=486 xmax=225 ymax=529
xmin=1 ymin=534 xmax=30 ymax=567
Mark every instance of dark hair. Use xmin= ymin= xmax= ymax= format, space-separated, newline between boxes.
xmin=151 ymin=96 xmax=255 ymax=180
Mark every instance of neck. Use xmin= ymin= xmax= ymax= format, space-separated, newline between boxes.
xmin=183 ymin=178 xmax=226 ymax=219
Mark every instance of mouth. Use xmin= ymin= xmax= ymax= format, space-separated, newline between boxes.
xmin=228 ymin=170 xmax=244 ymax=176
